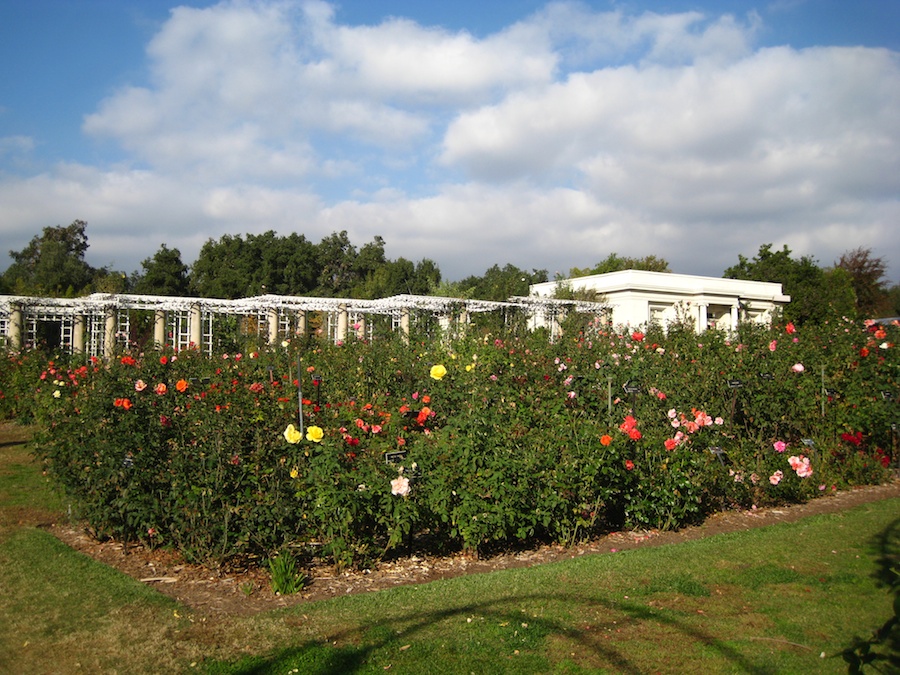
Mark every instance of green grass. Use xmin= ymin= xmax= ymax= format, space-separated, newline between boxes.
xmin=1 ymin=424 xmax=897 ymax=673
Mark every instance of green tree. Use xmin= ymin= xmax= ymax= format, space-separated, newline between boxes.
xmin=132 ymin=244 xmax=191 ymax=296
xmin=835 ymin=247 xmax=890 ymax=317
xmin=723 ymin=244 xmax=855 ymax=325
xmin=3 ymin=220 xmax=97 ymax=296
xmin=569 ymin=253 xmax=671 ymax=277
xmin=456 ymin=264 xmax=548 ymax=301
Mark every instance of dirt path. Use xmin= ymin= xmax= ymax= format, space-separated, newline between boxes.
xmin=46 ymin=479 xmax=900 ymax=617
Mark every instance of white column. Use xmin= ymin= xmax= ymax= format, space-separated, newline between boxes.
xmin=730 ymin=305 xmax=739 ymax=331
xmin=190 ymin=304 xmax=202 ymax=350
xmin=8 ymin=304 xmax=23 ymax=351
xmin=154 ymin=310 xmax=166 ymax=350
xmin=267 ymin=307 xmax=279 ymax=345
xmin=73 ymin=314 xmax=85 ymax=354
xmin=104 ymin=308 xmax=117 ymax=359
xmin=336 ymin=303 xmax=348 ymax=343
xmin=698 ymin=304 xmax=708 ymax=333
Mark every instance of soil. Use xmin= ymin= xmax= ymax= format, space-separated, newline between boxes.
xmin=44 ymin=479 xmax=900 ymax=618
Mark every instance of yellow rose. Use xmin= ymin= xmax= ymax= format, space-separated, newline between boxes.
xmin=306 ymin=425 xmax=324 ymax=443
xmin=283 ymin=424 xmax=302 ymax=444
xmin=430 ymin=364 xmax=447 ymax=380
xmin=289 ymin=467 xmax=299 ymax=479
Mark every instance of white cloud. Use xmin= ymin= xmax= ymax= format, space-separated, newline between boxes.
xmin=3 ymin=1 xmax=899 ymax=285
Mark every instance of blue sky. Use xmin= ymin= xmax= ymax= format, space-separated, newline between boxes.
xmin=1 ymin=0 xmax=898 ymax=284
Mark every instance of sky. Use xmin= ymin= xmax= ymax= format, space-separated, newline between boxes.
xmin=1 ymin=0 xmax=898 ymax=285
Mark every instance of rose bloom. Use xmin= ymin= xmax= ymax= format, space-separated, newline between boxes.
xmin=134 ymin=379 xmax=147 ymax=392
xmin=769 ymin=470 xmax=783 ymax=485
xmin=773 ymin=440 xmax=787 ymax=453
xmin=430 ymin=364 xmax=447 ymax=380
xmin=664 ymin=438 xmax=677 ymax=451
xmin=283 ymin=424 xmax=302 ymax=444
xmin=791 ymin=363 xmax=805 ymax=373
xmin=306 ymin=425 xmax=324 ymax=443
xmin=175 ymin=379 xmax=189 ymax=393
xmin=154 ymin=383 xmax=167 ymax=395
xmin=600 ymin=434 xmax=612 ymax=446
xmin=769 ymin=340 xmax=778 ymax=352
xmin=625 ymin=459 xmax=635 ymax=471
xmin=391 ymin=475 xmax=410 ymax=497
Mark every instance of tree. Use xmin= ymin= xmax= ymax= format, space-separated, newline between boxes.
xmin=456 ymin=264 xmax=548 ymax=302
xmin=835 ymin=247 xmax=890 ymax=317
xmin=3 ymin=220 xmax=97 ymax=296
xmin=723 ymin=244 xmax=855 ymax=325
xmin=132 ymin=245 xmax=191 ymax=296
xmin=569 ymin=253 xmax=671 ymax=277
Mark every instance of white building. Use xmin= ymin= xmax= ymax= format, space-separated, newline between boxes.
xmin=528 ymin=270 xmax=790 ymax=333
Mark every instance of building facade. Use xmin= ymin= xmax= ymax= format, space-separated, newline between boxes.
xmin=529 ymin=270 xmax=790 ymax=333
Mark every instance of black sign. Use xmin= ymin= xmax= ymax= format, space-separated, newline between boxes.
xmin=801 ymin=438 xmax=815 ymax=448
xmin=727 ymin=379 xmax=743 ymax=389
xmin=709 ymin=446 xmax=727 ymax=466
xmin=385 ymin=450 xmax=408 ymax=465
xmin=824 ymin=388 xmax=838 ymax=397
xmin=758 ymin=372 xmax=774 ymax=381
xmin=882 ymin=391 xmax=894 ymax=401
xmin=622 ymin=381 xmax=641 ymax=394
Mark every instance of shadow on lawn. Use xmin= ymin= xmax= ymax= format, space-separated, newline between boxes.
xmin=836 ymin=516 xmax=900 ymax=673
xmin=210 ymin=590 xmax=768 ymax=675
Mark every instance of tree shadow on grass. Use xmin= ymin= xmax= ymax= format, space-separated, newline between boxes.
xmin=836 ymin=517 xmax=900 ymax=672
xmin=207 ymin=589 xmax=778 ymax=675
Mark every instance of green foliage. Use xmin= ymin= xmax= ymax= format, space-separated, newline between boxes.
xmin=132 ymin=244 xmax=191 ymax=296
xmin=569 ymin=252 xmax=671 ymax=277
xmin=724 ymin=243 xmax=857 ymax=325
xmin=268 ymin=549 xmax=307 ymax=595
xmin=5 ymin=315 xmax=897 ymax=569
xmin=455 ymin=263 xmax=548 ymax=301
xmin=3 ymin=220 xmax=98 ymax=296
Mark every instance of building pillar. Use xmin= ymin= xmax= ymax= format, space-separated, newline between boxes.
xmin=8 ymin=304 xmax=23 ymax=351
xmin=730 ymin=305 xmax=740 ymax=331
xmin=336 ymin=303 xmax=348 ymax=343
xmin=399 ymin=308 xmax=410 ymax=343
xmin=296 ymin=310 xmax=307 ymax=338
xmin=73 ymin=314 xmax=85 ymax=354
xmin=104 ymin=307 xmax=117 ymax=359
xmin=190 ymin=303 xmax=202 ymax=350
xmin=267 ymin=307 xmax=279 ymax=345
xmin=698 ymin=304 xmax=708 ymax=333
xmin=153 ymin=309 xmax=167 ymax=350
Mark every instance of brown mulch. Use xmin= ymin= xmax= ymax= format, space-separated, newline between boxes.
xmin=44 ymin=479 xmax=900 ymax=618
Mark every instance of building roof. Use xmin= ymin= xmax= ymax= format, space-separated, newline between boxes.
xmin=530 ymin=270 xmax=790 ymax=304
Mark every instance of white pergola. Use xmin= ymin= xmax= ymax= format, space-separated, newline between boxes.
xmin=1 ymin=292 xmax=591 ymax=357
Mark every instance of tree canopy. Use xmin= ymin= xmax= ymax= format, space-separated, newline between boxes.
xmin=569 ymin=253 xmax=671 ymax=277
xmin=723 ymin=244 xmax=856 ymax=325
xmin=3 ymin=221 xmax=99 ymax=296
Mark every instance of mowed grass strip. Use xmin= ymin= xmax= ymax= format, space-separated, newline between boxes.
xmin=2 ymin=425 xmax=897 ymax=673
xmin=205 ymin=500 xmax=898 ymax=674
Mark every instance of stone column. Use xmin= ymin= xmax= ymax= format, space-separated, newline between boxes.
xmin=296 ymin=310 xmax=307 ymax=338
xmin=267 ymin=307 xmax=279 ymax=345
xmin=399 ymin=308 xmax=410 ymax=343
xmin=73 ymin=314 xmax=85 ymax=354
xmin=730 ymin=305 xmax=740 ymax=331
xmin=8 ymin=304 xmax=23 ymax=351
xmin=336 ymin=303 xmax=348 ymax=343
xmin=190 ymin=303 xmax=202 ymax=350
xmin=153 ymin=309 xmax=166 ymax=350
xmin=698 ymin=304 xmax=708 ymax=333
xmin=104 ymin=307 xmax=117 ymax=359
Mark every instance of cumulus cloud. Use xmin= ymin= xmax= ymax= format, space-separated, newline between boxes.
xmin=2 ymin=0 xmax=898 ymax=283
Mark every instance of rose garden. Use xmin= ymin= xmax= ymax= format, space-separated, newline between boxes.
xmin=1 ymin=312 xmax=896 ymax=580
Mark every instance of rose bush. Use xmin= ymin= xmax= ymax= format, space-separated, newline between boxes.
xmin=2 ymin=315 xmax=895 ymax=569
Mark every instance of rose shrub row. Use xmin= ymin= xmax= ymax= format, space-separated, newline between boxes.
xmin=0 ymin=315 xmax=896 ymax=569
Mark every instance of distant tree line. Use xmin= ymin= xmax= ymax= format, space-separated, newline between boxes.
xmin=1 ymin=220 xmax=898 ymax=324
